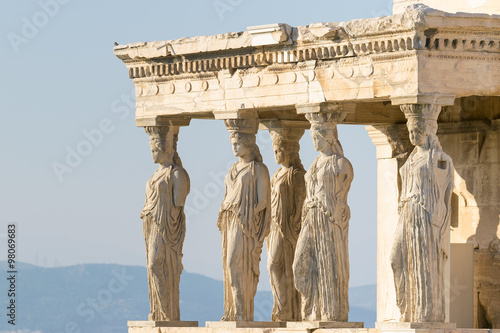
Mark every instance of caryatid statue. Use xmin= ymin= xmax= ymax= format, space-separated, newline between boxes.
xmin=293 ymin=111 xmax=354 ymax=322
xmin=391 ymin=104 xmax=454 ymax=322
xmin=217 ymin=118 xmax=271 ymax=321
xmin=140 ymin=125 xmax=190 ymax=321
xmin=266 ymin=125 xmax=306 ymax=322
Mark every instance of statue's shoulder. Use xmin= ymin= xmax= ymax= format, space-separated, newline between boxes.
xmin=172 ymin=166 xmax=190 ymax=182
xmin=272 ymin=166 xmax=283 ymax=178
xmin=254 ymin=161 xmax=270 ymax=175
xmin=292 ymin=166 xmax=306 ymax=178
xmin=336 ymin=155 xmax=353 ymax=173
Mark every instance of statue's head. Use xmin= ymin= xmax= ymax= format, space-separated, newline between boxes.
xmin=224 ymin=119 xmax=262 ymax=162
xmin=402 ymin=104 xmax=441 ymax=150
xmin=229 ymin=132 xmax=262 ymax=162
xmin=406 ymin=117 xmax=438 ymax=147
xmin=272 ymin=140 xmax=289 ymax=165
xmin=306 ymin=112 xmax=344 ymax=155
xmin=144 ymin=126 xmax=175 ymax=164
xmin=269 ymin=127 xmax=303 ymax=167
xmin=310 ymin=123 xmax=337 ymax=152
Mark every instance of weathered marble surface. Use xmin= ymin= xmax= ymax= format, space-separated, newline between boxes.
xmin=113 ymin=0 xmax=500 ymax=327
xmin=265 ymin=126 xmax=306 ymax=322
xmin=376 ymin=322 xmax=456 ymax=329
xmin=437 ymin=111 xmax=500 ymax=329
xmin=218 ymin=119 xmax=271 ymax=321
xmin=391 ymin=105 xmax=454 ymax=322
xmin=128 ymin=326 xmax=490 ymax=333
xmin=115 ymin=6 xmax=500 ymax=124
xmin=293 ymin=111 xmax=354 ymax=321
xmin=287 ymin=321 xmax=364 ymax=329
xmin=393 ymin=0 xmax=500 ymax=15
xmin=205 ymin=321 xmax=286 ymax=328
xmin=128 ymin=321 xmax=198 ymax=327
xmin=369 ymin=112 xmax=500 ymax=327
xmin=475 ymin=238 xmax=500 ymax=328
xmin=141 ymin=125 xmax=190 ymax=321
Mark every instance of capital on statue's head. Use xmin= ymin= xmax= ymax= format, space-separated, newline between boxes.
xmin=305 ymin=110 xmax=346 ymax=125
xmin=224 ymin=118 xmax=259 ymax=134
xmin=401 ymin=104 xmax=441 ymax=122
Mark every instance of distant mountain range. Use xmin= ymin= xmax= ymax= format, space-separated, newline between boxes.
xmin=0 ymin=262 xmax=375 ymax=333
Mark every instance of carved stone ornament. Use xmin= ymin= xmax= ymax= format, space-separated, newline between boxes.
xmin=266 ymin=127 xmax=306 ymax=321
xmin=293 ymin=112 xmax=354 ymax=321
xmin=141 ymin=125 xmax=190 ymax=321
xmin=218 ymin=118 xmax=271 ymax=321
xmin=391 ymin=104 xmax=454 ymax=322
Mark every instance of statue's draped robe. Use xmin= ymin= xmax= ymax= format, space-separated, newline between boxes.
xmin=141 ymin=165 xmax=187 ymax=321
xmin=218 ymin=161 xmax=271 ymax=321
xmin=267 ymin=166 xmax=306 ymax=321
xmin=391 ymin=148 xmax=454 ymax=322
xmin=293 ymin=155 xmax=352 ymax=321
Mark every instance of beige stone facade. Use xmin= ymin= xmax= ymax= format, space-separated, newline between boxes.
xmin=115 ymin=1 xmax=500 ymax=331
xmin=393 ymin=0 xmax=500 ymax=16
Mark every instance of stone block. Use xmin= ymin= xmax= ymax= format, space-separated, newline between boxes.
xmin=286 ymin=321 xmax=364 ymax=329
xmin=128 ymin=321 xmax=199 ymax=328
xmin=375 ymin=322 xmax=457 ymax=329
xmin=205 ymin=321 xmax=286 ymax=328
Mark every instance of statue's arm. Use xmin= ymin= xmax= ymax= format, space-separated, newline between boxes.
xmin=172 ymin=168 xmax=190 ymax=207
xmin=255 ymin=164 xmax=270 ymax=213
xmin=441 ymin=156 xmax=455 ymax=236
xmin=292 ymin=169 xmax=306 ymax=221
xmin=339 ymin=158 xmax=354 ymax=201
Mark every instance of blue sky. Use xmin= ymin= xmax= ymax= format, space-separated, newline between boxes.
xmin=0 ymin=0 xmax=394 ymax=290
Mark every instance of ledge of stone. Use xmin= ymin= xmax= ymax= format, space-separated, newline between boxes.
xmin=205 ymin=321 xmax=286 ymax=328
xmin=375 ymin=322 xmax=457 ymax=329
xmin=287 ymin=321 xmax=364 ymax=329
xmin=128 ymin=320 xmax=199 ymax=327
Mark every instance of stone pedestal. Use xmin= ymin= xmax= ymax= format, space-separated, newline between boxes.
xmin=205 ymin=321 xmax=286 ymax=328
xmin=128 ymin=325 xmax=491 ymax=333
xmin=128 ymin=321 xmax=199 ymax=328
xmin=287 ymin=321 xmax=364 ymax=329
xmin=376 ymin=322 xmax=457 ymax=329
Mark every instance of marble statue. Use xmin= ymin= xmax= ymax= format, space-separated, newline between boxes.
xmin=266 ymin=127 xmax=306 ymax=322
xmin=391 ymin=104 xmax=454 ymax=322
xmin=293 ymin=112 xmax=354 ymax=321
xmin=218 ymin=119 xmax=271 ymax=321
xmin=140 ymin=125 xmax=190 ymax=321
